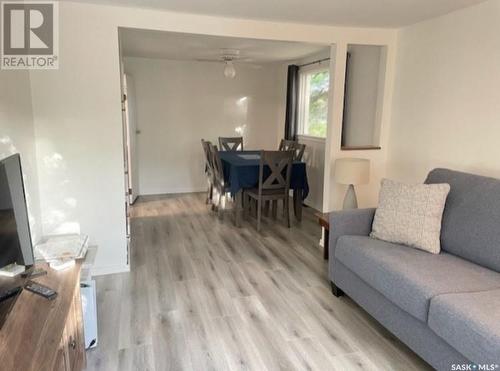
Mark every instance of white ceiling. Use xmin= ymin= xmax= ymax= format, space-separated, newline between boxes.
xmin=120 ymin=29 xmax=330 ymax=63
xmin=69 ymin=0 xmax=486 ymax=28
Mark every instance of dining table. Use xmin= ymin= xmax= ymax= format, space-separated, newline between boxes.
xmin=219 ymin=150 xmax=309 ymax=226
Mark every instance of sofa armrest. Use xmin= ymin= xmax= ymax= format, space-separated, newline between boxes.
xmin=328 ymin=208 xmax=376 ymax=281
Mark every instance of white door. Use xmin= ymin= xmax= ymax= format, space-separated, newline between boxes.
xmin=123 ymin=74 xmax=139 ymax=204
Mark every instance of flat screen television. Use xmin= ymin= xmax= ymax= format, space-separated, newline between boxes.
xmin=0 ymin=154 xmax=34 ymax=269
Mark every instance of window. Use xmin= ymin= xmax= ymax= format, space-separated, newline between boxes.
xmin=298 ymin=68 xmax=330 ymax=138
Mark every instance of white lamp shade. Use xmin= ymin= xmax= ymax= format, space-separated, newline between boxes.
xmin=334 ymin=158 xmax=370 ymax=185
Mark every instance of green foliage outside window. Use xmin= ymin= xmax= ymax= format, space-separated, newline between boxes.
xmin=306 ymin=70 xmax=329 ymax=137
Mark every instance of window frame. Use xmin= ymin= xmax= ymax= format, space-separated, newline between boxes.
xmin=297 ymin=65 xmax=330 ymax=139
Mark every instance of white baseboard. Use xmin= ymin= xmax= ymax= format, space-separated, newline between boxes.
xmin=304 ymin=199 xmax=322 ymax=212
xmin=140 ymin=187 xmax=206 ymax=196
xmin=91 ymin=264 xmax=130 ymax=277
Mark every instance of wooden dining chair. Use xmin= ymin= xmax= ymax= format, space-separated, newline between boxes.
xmin=208 ymin=143 xmax=231 ymax=217
xmin=279 ymin=139 xmax=306 ymax=161
xmin=219 ymin=137 xmax=244 ymax=151
xmin=244 ymin=150 xmax=294 ymax=231
xmin=201 ymin=139 xmax=215 ymax=204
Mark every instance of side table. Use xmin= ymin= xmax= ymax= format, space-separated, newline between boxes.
xmin=316 ymin=212 xmax=330 ymax=260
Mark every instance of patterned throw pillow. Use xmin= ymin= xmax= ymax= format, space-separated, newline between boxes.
xmin=370 ymin=179 xmax=450 ymax=254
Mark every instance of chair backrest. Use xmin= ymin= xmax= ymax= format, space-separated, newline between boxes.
xmin=201 ymin=139 xmax=213 ymax=172
xmin=208 ymin=143 xmax=225 ymax=187
xmin=201 ymin=139 xmax=217 ymax=186
xmin=219 ymin=137 xmax=243 ymax=151
xmin=279 ymin=139 xmax=295 ymax=151
xmin=258 ymin=150 xmax=294 ymax=194
xmin=279 ymin=139 xmax=305 ymax=161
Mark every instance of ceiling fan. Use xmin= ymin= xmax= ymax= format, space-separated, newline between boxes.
xmin=196 ymin=48 xmax=255 ymax=79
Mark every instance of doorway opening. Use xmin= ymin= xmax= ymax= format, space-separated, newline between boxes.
xmin=117 ymin=28 xmax=332 ymax=260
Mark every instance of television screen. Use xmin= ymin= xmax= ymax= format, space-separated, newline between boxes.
xmin=0 ymin=154 xmax=34 ymax=268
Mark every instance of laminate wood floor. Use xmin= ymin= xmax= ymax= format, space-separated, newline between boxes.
xmin=86 ymin=193 xmax=431 ymax=371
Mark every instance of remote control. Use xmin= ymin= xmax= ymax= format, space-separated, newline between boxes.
xmin=21 ymin=268 xmax=47 ymax=279
xmin=0 ymin=286 xmax=22 ymax=303
xmin=24 ymin=281 xmax=58 ymax=300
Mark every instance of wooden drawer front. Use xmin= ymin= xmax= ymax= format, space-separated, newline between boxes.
xmin=53 ymin=332 xmax=69 ymax=371
xmin=65 ymin=286 xmax=85 ymax=371
xmin=72 ymin=286 xmax=86 ymax=370
xmin=0 ymin=261 xmax=84 ymax=371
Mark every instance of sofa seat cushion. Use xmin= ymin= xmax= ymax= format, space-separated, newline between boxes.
xmin=429 ymin=289 xmax=500 ymax=364
xmin=335 ymin=236 xmax=500 ymax=322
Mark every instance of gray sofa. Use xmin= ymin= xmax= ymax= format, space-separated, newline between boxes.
xmin=328 ymin=168 xmax=500 ymax=370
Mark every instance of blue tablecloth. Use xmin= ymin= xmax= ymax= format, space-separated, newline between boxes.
xmin=219 ymin=150 xmax=309 ymax=199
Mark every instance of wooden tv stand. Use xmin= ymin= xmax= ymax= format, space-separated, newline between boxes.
xmin=0 ymin=261 xmax=86 ymax=371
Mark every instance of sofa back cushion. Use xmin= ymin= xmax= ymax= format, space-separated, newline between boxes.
xmin=425 ymin=168 xmax=500 ymax=272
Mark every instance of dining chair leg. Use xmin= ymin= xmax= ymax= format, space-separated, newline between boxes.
xmin=249 ymin=198 xmax=255 ymax=218
xmin=285 ymin=197 xmax=291 ymax=228
xmin=263 ymin=201 xmax=270 ymax=217
xmin=206 ymin=183 xmax=213 ymax=204
xmin=271 ymin=200 xmax=278 ymax=219
xmin=245 ymin=194 xmax=252 ymax=220
xmin=218 ymin=193 xmax=224 ymax=220
xmin=257 ymin=198 xmax=262 ymax=232
xmin=293 ymin=189 xmax=303 ymax=222
xmin=211 ymin=188 xmax=218 ymax=211
xmin=234 ymin=191 xmax=243 ymax=227
xmin=243 ymin=193 xmax=248 ymax=218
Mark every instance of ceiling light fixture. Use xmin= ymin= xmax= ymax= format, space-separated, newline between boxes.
xmin=223 ymin=60 xmax=236 ymax=79
xmin=221 ymin=49 xmax=239 ymax=79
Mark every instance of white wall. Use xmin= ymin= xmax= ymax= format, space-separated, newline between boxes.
xmin=0 ymin=70 xmax=42 ymax=244
xmin=324 ymin=41 xmax=397 ymax=211
xmin=343 ymin=44 xmax=384 ymax=147
xmin=25 ymin=1 xmax=396 ymax=274
xmin=388 ymin=0 xmax=500 ymax=183
xmin=124 ymin=57 xmax=286 ymax=195
xmin=29 ymin=4 xmax=127 ymax=275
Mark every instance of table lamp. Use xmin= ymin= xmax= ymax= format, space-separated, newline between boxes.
xmin=334 ymin=158 xmax=370 ymax=210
